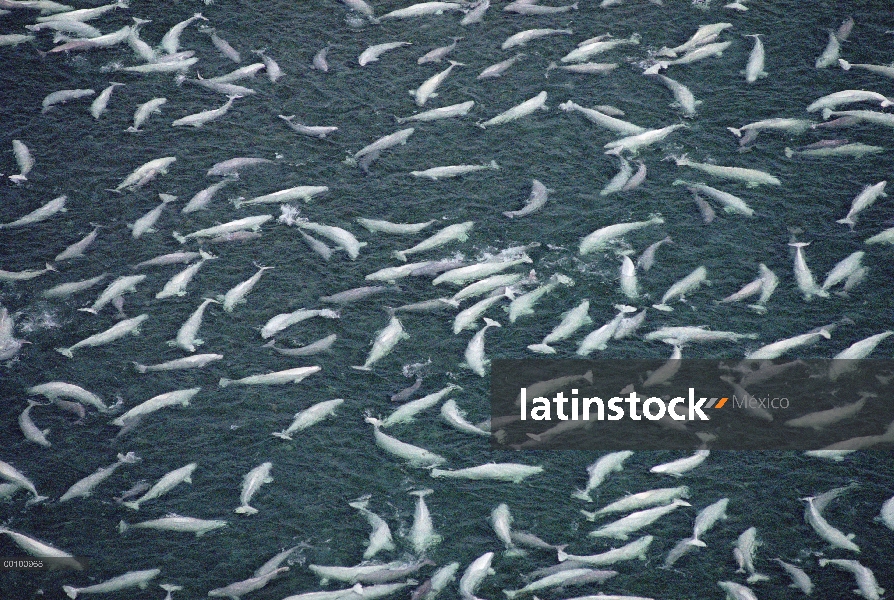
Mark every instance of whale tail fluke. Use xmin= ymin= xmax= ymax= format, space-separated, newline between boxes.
xmin=570 ymin=489 xmax=593 ymax=502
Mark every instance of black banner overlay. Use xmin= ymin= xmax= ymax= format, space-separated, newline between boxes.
xmin=490 ymin=359 xmax=894 ymax=450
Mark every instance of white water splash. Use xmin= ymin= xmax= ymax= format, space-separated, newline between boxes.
xmin=277 ymin=204 xmax=305 ymax=226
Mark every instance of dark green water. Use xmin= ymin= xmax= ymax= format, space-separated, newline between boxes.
xmin=1 ymin=0 xmax=893 ymax=598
